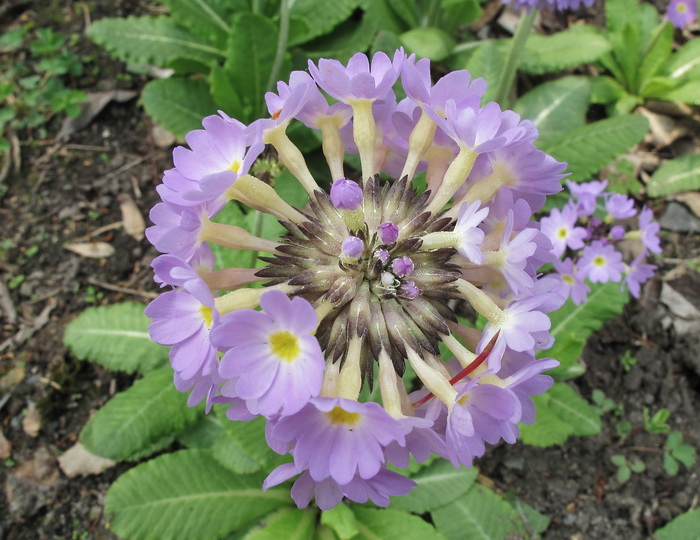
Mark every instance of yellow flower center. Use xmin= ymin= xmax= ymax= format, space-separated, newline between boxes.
xmin=325 ymin=406 xmax=361 ymax=426
xmin=563 ymin=275 xmax=575 ymax=284
xmin=557 ymin=228 xmax=568 ymax=239
xmin=200 ymin=305 xmax=213 ymax=328
xmin=227 ymin=159 xmax=241 ymax=173
xmin=593 ymin=255 xmax=606 ymax=267
xmin=269 ymin=331 xmax=300 ymax=362
xmin=677 ymin=3 xmax=687 ymax=12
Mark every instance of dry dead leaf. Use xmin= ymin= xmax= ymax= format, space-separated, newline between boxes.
xmin=57 ymin=90 xmax=138 ymax=140
xmin=57 ymin=442 xmax=116 ymax=477
xmin=64 ymin=241 xmax=115 ymax=258
xmin=638 ymin=107 xmax=689 ymax=148
xmin=673 ymin=192 xmax=700 ymax=218
xmin=0 ymin=365 xmax=25 ymax=391
xmin=0 ymin=427 xmax=11 ymax=459
xmin=22 ymin=403 xmax=41 ymax=437
xmin=118 ymin=194 xmax=145 ymax=240
xmin=152 ymin=123 xmax=176 ymax=148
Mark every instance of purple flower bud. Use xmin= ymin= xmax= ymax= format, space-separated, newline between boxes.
xmin=380 ymin=271 xmax=395 ymax=287
xmin=392 ymin=256 xmax=414 ymax=277
xmin=399 ymin=280 xmax=420 ymax=299
xmin=342 ymin=236 xmax=364 ymax=258
xmin=378 ymin=222 xmax=399 ymax=244
xmin=375 ymin=249 xmax=390 ymax=264
xmin=610 ymin=225 xmax=626 ymax=241
xmin=330 ymin=178 xmax=363 ymax=210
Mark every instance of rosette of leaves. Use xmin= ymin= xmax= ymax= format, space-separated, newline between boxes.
xmin=64 ymin=302 xmax=550 ymax=540
xmin=590 ymin=0 xmax=700 ymax=115
xmin=85 ymin=0 xmax=487 ymax=140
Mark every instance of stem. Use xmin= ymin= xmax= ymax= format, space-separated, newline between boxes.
xmin=493 ymin=8 xmax=537 ymax=107
xmin=424 ymin=0 xmax=442 ymax=27
xmin=262 ymin=0 xmax=291 ymax=116
xmin=248 ymin=209 xmax=265 ymax=268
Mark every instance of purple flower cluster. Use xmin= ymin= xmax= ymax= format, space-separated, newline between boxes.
xmin=145 ymin=49 xmax=569 ymax=509
xmin=504 ymin=0 xmax=597 ymax=11
xmin=541 ymin=180 xmax=659 ymax=304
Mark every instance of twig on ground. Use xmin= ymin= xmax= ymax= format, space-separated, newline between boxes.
xmin=87 ymin=277 xmax=157 ymax=299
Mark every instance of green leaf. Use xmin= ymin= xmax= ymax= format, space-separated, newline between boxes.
xmin=431 ymin=484 xmax=521 ymax=540
xmin=663 ymin=453 xmax=679 ymax=476
xmin=353 ymin=507 xmax=446 ymax=540
xmin=105 ymin=449 xmax=291 ymax=540
xmin=390 ymin=459 xmax=477 ymax=514
xmin=540 ymin=115 xmax=648 ymax=182
xmin=654 ymin=508 xmax=700 ymax=540
xmin=520 ymin=382 xmax=601 ymax=448
xmin=605 ymin=0 xmax=639 ymax=34
xmin=63 ymin=302 xmax=167 ymax=373
xmin=463 ymin=40 xmax=509 ymax=104
xmin=672 ymin=445 xmax=696 ymax=468
xmin=80 ymin=367 xmax=201 ymax=460
xmin=179 ymin=413 xmax=228 ymax=449
xmin=544 ymin=281 xmax=629 ymax=377
xmin=211 ymin=409 xmax=278 ymax=474
xmin=209 ymin=64 xmax=246 ymax=119
xmin=302 ymin=15 xmax=376 ymax=64
xmin=519 ymin=395 xmax=574 ymax=447
xmin=657 ymin=79 xmax=700 ymax=106
xmin=399 ymin=27 xmax=455 ymax=62
xmin=87 ymin=16 xmax=225 ymax=67
xmin=224 ymin=13 xmax=283 ymax=123
xmin=521 ymin=26 xmax=611 ymax=75
xmin=245 ymin=508 xmax=317 ymax=540
xmin=647 ymin=155 xmax=700 ymax=197
xmin=440 ymin=0 xmax=483 ymax=33
xmin=290 ymin=0 xmax=362 ymax=44
xmin=638 ymin=22 xmax=673 ymax=86
xmin=589 ymin=75 xmax=626 ymax=105
xmin=665 ymin=39 xmax=700 ymax=80
xmin=546 ymin=383 xmax=602 ymax=436
xmin=511 ymin=499 xmax=550 ymax=536
xmin=142 ymin=78 xmax=218 ymax=139
xmin=617 ymin=465 xmax=631 ymax=483
xmin=513 ymin=76 xmax=590 ymax=148
xmin=321 ymin=504 xmax=358 ymax=540
xmin=160 ymin=0 xmax=232 ymax=49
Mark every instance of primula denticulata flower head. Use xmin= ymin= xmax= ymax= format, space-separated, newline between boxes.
xmin=145 ymin=49 xmax=570 ymax=509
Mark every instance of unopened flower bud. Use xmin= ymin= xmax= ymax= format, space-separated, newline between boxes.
xmin=399 ymin=280 xmax=420 ymax=299
xmin=330 ymin=178 xmax=363 ymax=210
xmin=378 ymin=222 xmax=399 ymax=244
xmin=342 ymin=235 xmax=364 ymax=258
xmin=375 ymin=249 xmax=390 ymax=264
xmin=392 ymin=256 xmax=414 ymax=277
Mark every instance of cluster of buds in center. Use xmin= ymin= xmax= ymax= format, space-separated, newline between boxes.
xmin=146 ymin=49 xmax=568 ymax=509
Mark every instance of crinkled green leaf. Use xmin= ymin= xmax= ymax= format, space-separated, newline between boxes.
xmin=665 ymin=39 xmax=700 ymax=80
xmin=521 ymin=26 xmax=611 ymax=75
xmin=638 ymin=22 xmax=673 ymax=86
xmin=544 ymin=280 xmax=629 ymax=378
xmin=440 ymin=0 xmax=483 ymax=32
xmin=321 ymin=504 xmax=358 ymax=540
xmin=513 ymin=76 xmax=590 ymax=148
xmin=390 ymin=459 xmax=477 ymax=514
xmin=302 ymin=15 xmax=376 ymax=64
xmin=647 ymin=155 xmax=700 ymax=197
xmin=353 ymin=507 xmax=446 ymax=540
xmin=160 ymin=0 xmax=232 ymax=48
xmin=463 ymin=40 xmax=508 ymax=104
xmin=224 ymin=14 xmax=285 ymax=123
xmin=657 ymin=79 xmax=700 ymax=106
xmin=210 ymin=409 xmax=277 ymax=474
xmin=540 ymin=115 xmax=648 ymax=181
xmin=63 ymin=302 xmax=167 ymax=373
xmin=142 ymin=78 xmax=218 ymax=139
xmin=589 ymin=75 xmax=626 ymax=105
xmin=400 ymin=27 xmax=455 ymax=62
xmin=105 ymin=449 xmax=291 ymax=540
xmin=654 ymin=508 xmax=700 ymax=540
xmin=544 ymin=383 xmax=602 ymax=436
xmin=178 ymin=412 xmax=227 ymax=450
xmin=431 ymin=484 xmax=521 ymax=540
xmin=80 ymin=367 xmax=201 ymax=460
xmin=519 ymin=395 xmax=574 ymax=447
xmin=87 ymin=16 xmax=225 ymax=67
xmin=245 ymin=508 xmax=317 ymax=540
xmin=290 ymin=0 xmax=362 ymax=44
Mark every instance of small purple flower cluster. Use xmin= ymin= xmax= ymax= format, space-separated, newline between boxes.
xmin=541 ymin=180 xmax=659 ymax=304
xmin=504 ymin=0 xmax=596 ymax=11
xmin=146 ymin=49 xmax=569 ymax=510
